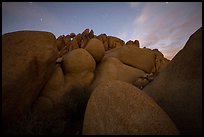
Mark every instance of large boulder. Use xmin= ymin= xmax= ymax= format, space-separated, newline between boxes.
xmin=32 ymin=49 xmax=96 ymax=134
xmin=85 ymin=38 xmax=105 ymax=63
xmin=83 ymin=81 xmax=179 ymax=135
xmin=143 ymin=27 xmax=202 ymax=134
xmin=62 ymin=48 xmax=96 ymax=73
xmin=62 ymin=48 xmax=96 ymax=91
xmin=104 ymin=45 xmax=155 ymax=73
xmin=2 ymin=31 xmax=58 ymax=126
xmin=56 ymin=35 xmax=66 ymax=51
xmin=33 ymin=65 xmax=94 ymax=114
xmin=62 ymin=48 xmax=96 ymax=92
xmin=88 ymin=57 xmax=146 ymax=93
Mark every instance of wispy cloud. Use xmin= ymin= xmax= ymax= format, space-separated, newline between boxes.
xmin=135 ymin=13 xmax=148 ymax=25
xmin=130 ymin=2 xmax=202 ymax=59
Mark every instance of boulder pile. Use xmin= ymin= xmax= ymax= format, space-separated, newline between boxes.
xmin=2 ymin=27 xmax=202 ymax=135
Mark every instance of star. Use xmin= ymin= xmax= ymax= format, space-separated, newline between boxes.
xmin=40 ymin=18 xmax=43 ymax=22
xmin=165 ymin=2 xmax=169 ymax=4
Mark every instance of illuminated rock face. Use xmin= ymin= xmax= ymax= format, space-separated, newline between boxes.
xmin=88 ymin=57 xmax=146 ymax=93
xmin=33 ymin=48 xmax=96 ymax=114
xmin=85 ymin=38 xmax=105 ymax=63
xmin=143 ymin=27 xmax=202 ymax=134
xmin=83 ymin=81 xmax=179 ymax=135
xmin=103 ymin=45 xmax=156 ymax=73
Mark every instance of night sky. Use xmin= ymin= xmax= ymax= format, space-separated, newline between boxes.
xmin=2 ymin=2 xmax=202 ymax=60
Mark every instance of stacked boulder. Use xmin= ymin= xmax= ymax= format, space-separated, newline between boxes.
xmin=107 ymin=36 xmax=125 ymax=50
xmin=85 ymin=38 xmax=105 ymax=63
xmin=1 ymin=28 xmax=171 ymax=135
xmin=33 ymin=48 xmax=96 ymax=113
xmin=2 ymin=27 xmax=201 ymax=135
xmin=126 ymin=39 xmax=140 ymax=47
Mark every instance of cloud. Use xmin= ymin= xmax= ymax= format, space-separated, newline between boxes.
xmin=135 ymin=13 xmax=148 ymax=24
xmin=130 ymin=2 xmax=202 ymax=59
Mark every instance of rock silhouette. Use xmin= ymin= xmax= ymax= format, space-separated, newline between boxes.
xmin=143 ymin=27 xmax=202 ymax=135
xmin=2 ymin=31 xmax=58 ymax=129
xmin=2 ymin=27 xmax=202 ymax=135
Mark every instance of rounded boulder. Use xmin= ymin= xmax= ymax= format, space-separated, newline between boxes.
xmin=62 ymin=48 xmax=96 ymax=73
xmin=83 ymin=81 xmax=179 ymax=135
xmin=85 ymin=38 xmax=105 ymax=63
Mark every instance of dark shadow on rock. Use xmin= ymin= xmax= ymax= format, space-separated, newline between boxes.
xmin=2 ymin=85 xmax=90 ymax=135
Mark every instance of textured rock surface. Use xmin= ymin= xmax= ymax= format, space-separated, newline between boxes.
xmin=34 ymin=48 xmax=96 ymax=114
xmin=104 ymin=45 xmax=155 ymax=73
xmin=153 ymin=49 xmax=170 ymax=72
xmin=32 ymin=48 xmax=96 ymax=134
xmin=32 ymin=64 xmax=65 ymax=112
xmin=89 ymin=57 xmax=146 ymax=93
xmin=62 ymin=48 xmax=96 ymax=73
xmin=83 ymin=81 xmax=179 ymax=135
xmin=2 ymin=31 xmax=58 ymax=126
xmin=75 ymin=33 xmax=82 ymax=46
xmin=85 ymin=38 xmax=105 ymax=63
xmin=143 ymin=27 xmax=202 ymax=134
xmin=126 ymin=40 xmax=139 ymax=47
xmin=56 ymin=35 xmax=66 ymax=51
xmin=108 ymin=36 xmax=123 ymax=49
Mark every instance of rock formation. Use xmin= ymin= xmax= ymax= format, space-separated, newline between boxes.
xmin=83 ymin=81 xmax=179 ymax=135
xmin=2 ymin=31 xmax=58 ymax=128
xmin=88 ymin=57 xmax=146 ymax=93
xmin=2 ymin=27 xmax=201 ymax=135
xmin=85 ymin=38 xmax=105 ymax=63
xmin=143 ymin=27 xmax=202 ymax=135
xmin=103 ymin=45 xmax=156 ymax=73
xmin=70 ymin=32 xmax=76 ymax=38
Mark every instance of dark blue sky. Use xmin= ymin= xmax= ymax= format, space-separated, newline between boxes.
xmin=2 ymin=2 xmax=202 ymax=59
